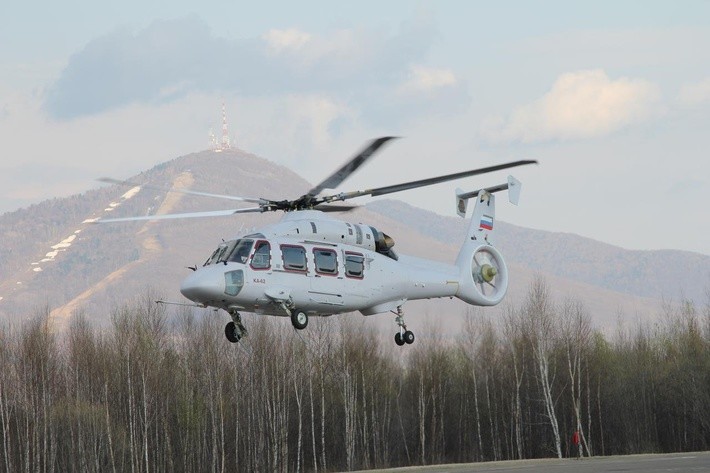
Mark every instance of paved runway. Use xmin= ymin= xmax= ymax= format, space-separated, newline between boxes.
xmin=351 ymin=451 xmax=710 ymax=473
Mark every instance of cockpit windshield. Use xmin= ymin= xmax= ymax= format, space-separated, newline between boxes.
xmin=227 ymin=239 xmax=254 ymax=263
xmin=203 ymin=239 xmax=254 ymax=266
xmin=204 ymin=242 xmax=231 ymax=266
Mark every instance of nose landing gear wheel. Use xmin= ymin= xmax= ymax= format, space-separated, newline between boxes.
xmin=394 ymin=332 xmax=405 ymax=346
xmin=291 ymin=309 xmax=308 ymax=330
xmin=226 ymin=310 xmax=247 ymax=343
xmin=225 ymin=322 xmax=241 ymax=343
xmin=403 ymin=330 xmax=415 ymax=344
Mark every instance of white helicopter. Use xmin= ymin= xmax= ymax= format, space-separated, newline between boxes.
xmin=97 ymin=137 xmax=536 ymax=345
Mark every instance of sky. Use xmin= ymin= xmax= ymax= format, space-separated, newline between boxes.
xmin=1 ymin=1 xmax=709 ymax=255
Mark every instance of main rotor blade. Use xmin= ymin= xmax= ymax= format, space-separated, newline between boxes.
xmin=305 ymin=136 xmax=398 ymax=197
xmin=312 ymin=204 xmax=359 ymax=213
xmin=327 ymin=160 xmax=538 ymax=201
xmin=98 ymin=177 xmax=267 ymax=204
xmin=86 ymin=207 xmax=263 ymax=224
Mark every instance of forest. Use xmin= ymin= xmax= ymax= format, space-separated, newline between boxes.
xmin=0 ymin=279 xmax=708 ymax=472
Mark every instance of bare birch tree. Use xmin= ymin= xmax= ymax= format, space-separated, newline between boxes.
xmin=523 ymin=278 xmax=562 ymax=458
xmin=560 ymin=298 xmax=592 ymax=457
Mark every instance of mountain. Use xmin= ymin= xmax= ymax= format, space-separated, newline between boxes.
xmin=1 ymin=148 xmax=708 ymax=334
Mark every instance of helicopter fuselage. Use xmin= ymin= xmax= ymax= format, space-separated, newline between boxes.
xmin=180 ymin=211 xmax=461 ymax=317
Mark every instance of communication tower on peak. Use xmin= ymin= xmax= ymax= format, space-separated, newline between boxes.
xmin=220 ymin=102 xmax=231 ymax=151
xmin=209 ymin=102 xmax=235 ymax=152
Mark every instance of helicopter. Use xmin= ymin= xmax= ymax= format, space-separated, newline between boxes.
xmin=95 ymin=137 xmax=536 ymax=345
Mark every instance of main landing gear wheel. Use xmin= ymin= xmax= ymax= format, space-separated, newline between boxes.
xmin=225 ymin=322 xmax=241 ymax=343
xmin=291 ymin=309 xmax=308 ymax=330
xmin=393 ymin=306 xmax=415 ymax=346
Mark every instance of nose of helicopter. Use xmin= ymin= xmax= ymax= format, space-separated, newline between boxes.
xmin=180 ymin=267 xmax=225 ymax=304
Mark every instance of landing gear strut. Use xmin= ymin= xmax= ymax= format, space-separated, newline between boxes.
xmin=394 ymin=306 xmax=415 ymax=346
xmin=225 ymin=310 xmax=247 ymax=343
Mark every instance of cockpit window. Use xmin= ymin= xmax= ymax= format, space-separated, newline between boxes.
xmin=204 ymin=242 xmax=233 ymax=266
xmin=204 ymin=247 xmax=222 ymax=266
xmin=251 ymin=241 xmax=271 ymax=269
xmin=227 ymin=239 xmax=254 ymax=264
xmin=219 ymin=240 xmax=238 ymax=262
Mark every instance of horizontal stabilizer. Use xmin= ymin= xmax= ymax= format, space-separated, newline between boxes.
xmin=454 ymin=175 xmax=522 ymax=218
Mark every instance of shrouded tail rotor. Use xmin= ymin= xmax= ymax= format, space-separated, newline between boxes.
xmin=457 ymin=245 xmax=508 ymax=306
xmin=472 ymin=246 xmax=508 ymax=301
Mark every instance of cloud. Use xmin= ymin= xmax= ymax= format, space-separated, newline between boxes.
xmin=678 ymin=78 xmax=710 ymax=106
xmin=42 ymin=15 xmax=467 ymax=124
xmin=43 ymin=17 xmax=218 ymax=118
xmin=263 ymin=28 xmax=312 ymax=53
xmin=397 ymin=65 xmax=457 ymax=94
xmin=482 ymin=70 xmax=660 ymax=143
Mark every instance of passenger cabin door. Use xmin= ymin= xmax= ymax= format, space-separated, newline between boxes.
xmin=309 ymin=247 xmax=344 ymax=307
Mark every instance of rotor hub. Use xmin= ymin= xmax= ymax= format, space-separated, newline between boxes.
xmin=480 ymin=264 xmax=497 ymax=283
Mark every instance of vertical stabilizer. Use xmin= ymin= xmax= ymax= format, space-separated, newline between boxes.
xmin=507 ymin=175 xmax=521 ymax=205
xmin=455 ymin=188 xmax=468 ymax=218
xmin=470 ymin=191 xmax=496 ymax=242
xmin=455 ymin=190 xmax=496 ymax=268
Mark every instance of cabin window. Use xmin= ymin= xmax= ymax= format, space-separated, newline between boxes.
xmin=281 ymin=245 xmax=307 ymax=272
xmin=251 ymin=241 xmax=271 ymax=269
xmin=228 ymin=239 xmax=254 ymax=263
xmin=344 ymin=252 xmax=364 ymax=279
xmin=314 ymin=249 xmax=337 ymax=275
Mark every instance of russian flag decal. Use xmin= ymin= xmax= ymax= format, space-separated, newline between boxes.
xmin=480 ymin=215 xmax=493 ymax=230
